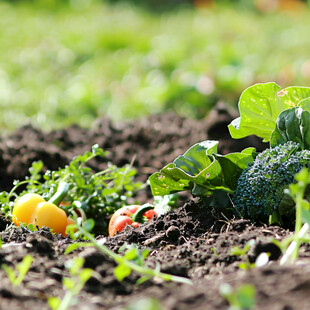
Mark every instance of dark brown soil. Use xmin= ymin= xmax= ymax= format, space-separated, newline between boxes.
xmin=1 ymin=104 xmax=309 ymax=310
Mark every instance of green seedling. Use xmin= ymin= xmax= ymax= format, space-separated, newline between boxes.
xmin=229 ymin=240 xmax=255 ymax=270
xmin=280 ymin=168 xmax=310 ymax=264
xmin=2 ymin=254 xmax=33 ymax=286
xmin=219 ymin=283 xmax=256 ymax=310
xmin=210 ymin=247 xmax=219 ymax=257
xmin=115 ymin=243 xmax=151 ymax=283
xmin=71 ymin=221 xmax=192 ymax=285
xmin=48 ymin=257 xmax=93 ymax=310
xmin=64 ymin=242 xmax=93 ymax=255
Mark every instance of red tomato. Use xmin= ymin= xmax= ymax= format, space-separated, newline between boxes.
xmin=144 ymin=209 xmax=157 ymax=221
xmin=108 ymin=205 xmax=156 ymax=237
xmin=108 ymin=205 xmax=139 ymax=237
xmin=108 ymin=215 xmax=134 ymax=237
xmin=132 ymin=222 xmax=140 ymax=228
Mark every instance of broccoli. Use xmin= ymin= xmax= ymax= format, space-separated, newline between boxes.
xmin=232 ymin=141 xmax=310 ymax=224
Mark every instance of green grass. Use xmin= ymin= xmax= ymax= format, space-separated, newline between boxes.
xmin=1 ymin=0 xmax=310 ymax=132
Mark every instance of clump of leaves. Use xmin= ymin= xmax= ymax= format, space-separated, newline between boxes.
xmin=149 ymin=82 xmax=310 ymax=227
xmin=0 ymin=144 xmax=144 ymax=235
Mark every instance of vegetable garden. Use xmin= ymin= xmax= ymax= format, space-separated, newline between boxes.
xmin=1 ymin=82 xmax=310 ymax=309
xmin=2 ymin=1 xmax=310 ymax=310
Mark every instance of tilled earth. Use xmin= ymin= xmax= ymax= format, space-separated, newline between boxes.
xmin=0 ymin=104 xmax=309 ymax=310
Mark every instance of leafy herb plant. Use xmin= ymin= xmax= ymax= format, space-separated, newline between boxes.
xmin=0 ymin=144 xmax=144 ymax=235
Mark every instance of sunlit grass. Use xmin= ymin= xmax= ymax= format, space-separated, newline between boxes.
xmin=0 ymin=0 xmax=310 ymax=132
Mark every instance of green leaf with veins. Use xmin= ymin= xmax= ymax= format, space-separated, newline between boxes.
xmin=149 ymin=140 xmax=256 ymax=197
xmin=270 ymin=107 xmax=310 ymax=150
xmin=228 ymin=82 xmax=310 ymax=142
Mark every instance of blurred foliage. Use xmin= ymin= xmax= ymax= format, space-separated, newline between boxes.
xmin=0 ymin=0 xmax=310 ymax=132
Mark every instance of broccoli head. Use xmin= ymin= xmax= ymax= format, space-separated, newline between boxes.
xmin=232 ymin=141 xmax=310 ymax=224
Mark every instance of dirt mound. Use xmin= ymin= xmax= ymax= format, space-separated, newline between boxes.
xmin=0 ymin=103 xmax=266 ymax=193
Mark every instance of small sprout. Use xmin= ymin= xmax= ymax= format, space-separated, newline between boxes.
xmin=2 ymin=254 xmax=33 ymax=286
xmin=210 ymin=247 xmax=219 ymax=257
xmin=77 ymin=224 xmax=192 ymax=285
xmin=48 ymin=257 xmax=93 ymax=310
xmin=280 ymin=168 xmax=310 ymax=265
xmin=230 ymin=240 xmax=256 ymax=270
xmin=230 ymin=240 xmax=255 ymax=257
xmin=115 ymin=244 xmax=151 ymax=283
xmin=64 ymin=242 xmax=93 ymax=255
xmin=219 ymin=283 xmax=256 ymax=310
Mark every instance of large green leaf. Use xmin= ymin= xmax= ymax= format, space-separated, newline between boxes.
xmin=148 ymin=140 xmax=256 ymax=197
xmin=270 ymin=107 xmax=310 ymax=150
xmin=228 ymin=83 xmax=310 ymax=142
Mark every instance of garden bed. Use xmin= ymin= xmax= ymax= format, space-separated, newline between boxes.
xmin=0 ymin=104 xmax=309 ymax=310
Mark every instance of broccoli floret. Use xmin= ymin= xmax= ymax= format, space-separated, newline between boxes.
xmin=232 ymin=141 xmax=310 ymax=223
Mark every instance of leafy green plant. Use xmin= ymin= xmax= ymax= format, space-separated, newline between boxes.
xmin=219 ymin=283 xmax=256 ymax=310
xmin=2 ymin=254 xmax=33 ymax=286
xmin=48 ymin=257 xmax=93 ymax=310
xmin=228 ymin=83 xmax=310 ymax=143
xmin=149 ymin=140 xmax=256 ymax=197
xmin=0 ymin=144 xmax=144 ymax=235
xmin=149 ymin=82 xmax=310 ymax=226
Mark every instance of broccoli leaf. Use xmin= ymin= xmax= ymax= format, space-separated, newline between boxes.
xmin=228 ymin=82 xmax=310 ymax=142
xmin=148 ymin=140 xmax=256 ymax=197
xmin=270 ymin=107 xmax=310 ymax=150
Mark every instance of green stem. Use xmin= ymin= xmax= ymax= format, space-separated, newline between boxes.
xmin=132 ymin=204 xmax=154 ymax=223
xmin=280 ymin=178 xmax=308 ymax=265
xmin=48 ymin=182 xmax=69 ymax=206
xmin=56 ymin=289 xmax=75 ymax=310
xmin=291 ymin=190 xmax=306 ymax=261
xmin=78 ymin=226 xmax=192 ymax=285
xmin=93 ymin=167 xmax=114 ymax=177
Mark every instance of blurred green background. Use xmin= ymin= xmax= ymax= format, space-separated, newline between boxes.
xmin=0 ymin=0 xmax=310 ymax=132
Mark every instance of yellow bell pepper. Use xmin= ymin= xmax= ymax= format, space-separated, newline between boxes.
xmin=12 ymin=193 xmax=45 ymax=226
xmin=12 ymin=182 xmax=74 ymax=236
